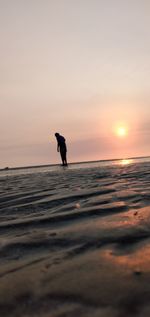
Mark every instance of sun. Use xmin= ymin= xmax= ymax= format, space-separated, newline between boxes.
xmin=115 ymin=126 xmax=128 ymax=138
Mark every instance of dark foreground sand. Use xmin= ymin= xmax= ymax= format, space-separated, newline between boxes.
xmin=0 ymin=160 xmax=150 ymax=316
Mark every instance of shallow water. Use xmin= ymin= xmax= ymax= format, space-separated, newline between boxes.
xmin=0 ymin=158 xmax=150 ymax=316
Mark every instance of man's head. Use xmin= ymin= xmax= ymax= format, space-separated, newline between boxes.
xmin=55 ymin=132 xmax=59 ymax=137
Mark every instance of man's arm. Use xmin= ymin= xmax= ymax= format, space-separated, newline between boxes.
xmin=57 ymin=143 xmax=60 ymax=152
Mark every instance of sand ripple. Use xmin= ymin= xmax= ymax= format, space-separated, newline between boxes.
xmin=0 ymin=160 xmax=150 ymax=316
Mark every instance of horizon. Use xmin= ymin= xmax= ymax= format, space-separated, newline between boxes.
xmin=1 ymin=154 xmax=150 ymax=171
xmin=1 ymin=1 xmax=150 ymax=167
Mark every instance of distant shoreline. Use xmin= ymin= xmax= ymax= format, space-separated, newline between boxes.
xmin=0 ymin=155 xmax=150 ymax=172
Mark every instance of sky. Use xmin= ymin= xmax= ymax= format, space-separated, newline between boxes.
xmin=0 ymin=0 xmax=150 ymax=167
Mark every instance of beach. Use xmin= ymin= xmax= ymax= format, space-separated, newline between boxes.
xmin=0 ymin=158 xmax=150 ymax=317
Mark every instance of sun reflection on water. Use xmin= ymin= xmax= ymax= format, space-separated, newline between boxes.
xmin=120 ymin=159 xmax=133 ymax=166
xmin=101 ymin=243 xmax=150 ymax=273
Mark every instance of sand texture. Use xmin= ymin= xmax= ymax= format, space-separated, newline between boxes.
xmin=0 ymin=160 xmax=150 ymax=316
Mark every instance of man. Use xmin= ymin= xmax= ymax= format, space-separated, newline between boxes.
xmin=55 ymin=133 xmax=68 ymax=166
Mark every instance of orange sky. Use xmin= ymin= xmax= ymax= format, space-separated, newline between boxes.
xmin=0 ymin=1 xmax=150 ymax=167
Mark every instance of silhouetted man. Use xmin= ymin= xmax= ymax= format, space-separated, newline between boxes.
xmin=55 ymin=133 xmax=68 ymax=166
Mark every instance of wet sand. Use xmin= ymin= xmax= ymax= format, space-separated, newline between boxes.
xmin=0 ymin=160 xmax=150 ymax=316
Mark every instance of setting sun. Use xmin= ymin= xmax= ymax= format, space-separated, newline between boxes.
xmin=116 ymin=126 xmax=128 ymax=138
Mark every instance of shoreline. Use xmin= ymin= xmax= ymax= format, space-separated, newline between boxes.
xmin=0 ymin=155 xmax=150 ymax=172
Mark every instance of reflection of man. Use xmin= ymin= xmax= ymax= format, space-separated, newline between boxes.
xmin=55 ymin=133 xmax=68 ymax=166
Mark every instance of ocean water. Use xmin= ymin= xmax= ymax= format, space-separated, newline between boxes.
xmin=1 ymin=156 xmax=150 ymax=177
xmin=0 ymin=157 xmax=150 ymax=316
